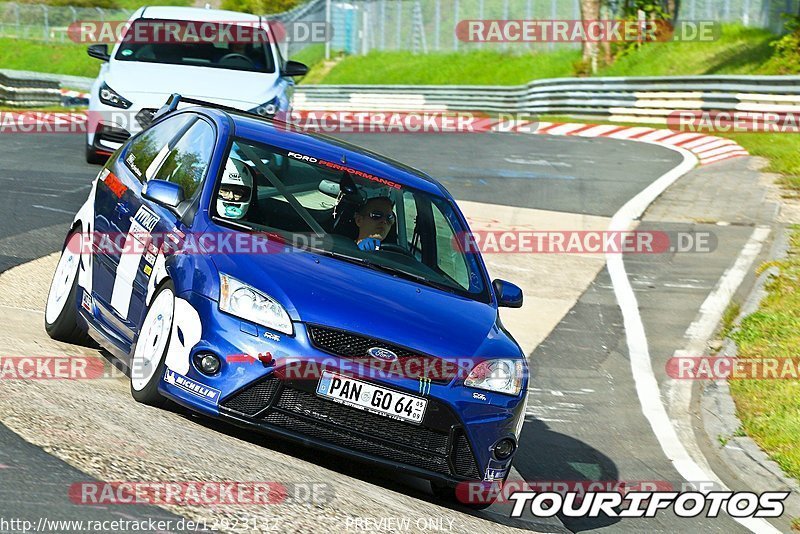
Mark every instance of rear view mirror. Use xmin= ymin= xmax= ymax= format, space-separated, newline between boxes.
xmin=87 ymin=44 xmax=110 ymax=61
xmin=318 ymin=180 xmax=341 ymax=197
xmin=282 ymin=60 xmax=308 ymax=77
xmin=493 ymin=279 xmax=523 ymax=308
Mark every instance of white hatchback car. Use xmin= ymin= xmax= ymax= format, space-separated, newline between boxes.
xmin=85 ymin=6 xmax=307 ymax=163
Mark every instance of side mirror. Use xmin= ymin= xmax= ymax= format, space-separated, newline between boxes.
xmin=142 ymin=179 xmax=187 ymax=216
xmin=281 ymin=60 xmax=308 ymax=77
xmin=493 ymin=279 xmax=523 ymax=308
xmin=87 ymin=44 xmax=110 ymax=61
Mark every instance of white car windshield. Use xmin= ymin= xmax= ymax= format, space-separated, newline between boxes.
xmin=114 ymin=18 xmax=275 ymax=73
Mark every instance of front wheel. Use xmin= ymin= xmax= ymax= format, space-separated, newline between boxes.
xmin=129 ymin=281 xmax=175 ymax=407
xmin=45 ymin=230 xmax=90 ymax=345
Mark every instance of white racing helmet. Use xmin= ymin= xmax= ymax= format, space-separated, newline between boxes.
xmin=217 ymin=157 xmax=253 ymax=220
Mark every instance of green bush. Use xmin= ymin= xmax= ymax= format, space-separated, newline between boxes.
xmin=220 ymin=0 xmax=302 ymax=15
xmin=761 ymin=15 xmax=800 ymax=74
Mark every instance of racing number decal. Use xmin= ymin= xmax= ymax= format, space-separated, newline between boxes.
xmin=110 ymin=205 xmax=160 ymax=319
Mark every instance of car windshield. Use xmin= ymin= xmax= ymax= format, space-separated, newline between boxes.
xmin=114 ymin=18 xmax=275 ymax=73
xmin=210 ymin=138 xmax=490 ymax=301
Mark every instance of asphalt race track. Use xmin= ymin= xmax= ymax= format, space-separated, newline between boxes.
xmin=0 ymin=130 xmax=781 ymax=533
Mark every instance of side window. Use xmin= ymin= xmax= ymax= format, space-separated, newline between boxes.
xmin=153 ymin=120 xmax=215 ymax=199
xmin=431 ymin=203 xmax=470 ymax=290
xmin=124 ymin=114 xmax=193 ymax=182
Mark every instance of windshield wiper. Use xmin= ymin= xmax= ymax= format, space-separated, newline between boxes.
xmin=318 ymin=250 xmax=457 ymax=294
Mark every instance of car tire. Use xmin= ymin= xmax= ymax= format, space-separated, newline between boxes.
xmin=129 ymin=280 xmax=175 ymax=407
xmin=44 ymin=230 xmax=91 ymax=345
xmin=430 ymin=481 xmax=497 ymax=510
xmin=85 ymin=144 xmax=106 ymax=165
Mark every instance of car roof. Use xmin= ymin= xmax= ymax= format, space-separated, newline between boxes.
xmin=136 ymin=6 xmax=261 ymax=22
xmin=201 ymin=108 xmax=450 ymax=197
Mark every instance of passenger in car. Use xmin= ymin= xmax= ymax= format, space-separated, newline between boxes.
xmin=354 ymin=197 xmax=395 ymax=251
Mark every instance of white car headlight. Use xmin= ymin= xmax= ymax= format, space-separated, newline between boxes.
xmin=464 ymin=359 xmax=524 ymax=396
xmin=219 ymin=273 xmax=293 ymax=335
xmin=99 ymin=82 xmax=132 ymax=109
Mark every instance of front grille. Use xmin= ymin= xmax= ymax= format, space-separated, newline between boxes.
xmin=135 ymin=108 xmax=158 ymax=129
xmin=275 ymin=386 xmax=449 ymax=454
xmin=222 ymin=379 xmax=280 ymax=416
xmin=221 ymin=376 xmax=482 ymax=480
xmin=97 ymin=124 xmax=130 ymax=143
xmin=307 ymin=325 xmax=459 ymax=384
xmin=453 ymin=430 xmax=482 ymax=479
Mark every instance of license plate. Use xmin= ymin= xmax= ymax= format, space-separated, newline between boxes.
xmin=316 ymin=371 xmax=428 ymax=425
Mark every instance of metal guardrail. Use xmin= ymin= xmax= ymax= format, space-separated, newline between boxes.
xmin=5 ymin=70 xmax=799 ymax=122
xmin=294 ymin=75 xmax=800 ymax=122
xmin=0 ymin=71 xmax=61 ymax=106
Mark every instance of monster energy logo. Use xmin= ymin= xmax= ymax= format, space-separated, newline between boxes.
xmin=418 ymin=377 xmax=431 ymax=395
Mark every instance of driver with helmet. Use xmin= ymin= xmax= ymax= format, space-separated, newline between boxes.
xmin=217 ymin=157 xmax=253 ymax=220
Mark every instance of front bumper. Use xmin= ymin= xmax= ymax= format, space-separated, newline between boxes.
xmin=220 ymin=374 xmax=483 ymax=483
xmin=159 ymin=291 xmax=524 ymax=484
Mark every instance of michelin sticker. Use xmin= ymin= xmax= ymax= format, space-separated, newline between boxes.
xmin=164 ymin=368 xmax=220 ymax=402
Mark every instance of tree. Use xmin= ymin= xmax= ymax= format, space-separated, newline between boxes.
xmin=579 ymin=0 xmax=602 ymax=73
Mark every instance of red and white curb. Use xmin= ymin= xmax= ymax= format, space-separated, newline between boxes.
xmin=60 ymin=88 xmax=90 ymax=102
xmin=512 ymin=121 xmax=749 ymax=166
xmin=11 ymin=106 xmax=750 ymax=166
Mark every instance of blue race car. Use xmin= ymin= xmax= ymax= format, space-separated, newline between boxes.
xmin=45 ymin=95 xmax=528 ymax=505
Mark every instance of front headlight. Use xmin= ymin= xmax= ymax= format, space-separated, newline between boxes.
xmin=219 ymin=273 xmax=293 ymax=335
xmin=464 ymin=359 xmax=524 ymax=396
xmin=99 ymin=82 xmax=132 ymax=109
xmin=249 ymin=97 xmax=279 ymax=117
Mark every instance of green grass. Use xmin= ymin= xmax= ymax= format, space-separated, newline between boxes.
xmin=0 ymin=38 xmax=100 ymax=78
xmin=728 ymin=227 xmax=800 ymax=480
xmin=307 ymin=24 xmax=783 ymax=84
xmin=597 ymin=25 xmax=778 ymax=77
xmin=314 ymin=49 xmax=580 ymax=85
xmin=0 ymin=23 xmax=789 ymax=85
xmin=290 ymin=44 xmax=325 ymax=70
xmin=724 ymin=133 xmax=800 ymax=192
xmin=719 ymin=301 xmax=742 ymax=342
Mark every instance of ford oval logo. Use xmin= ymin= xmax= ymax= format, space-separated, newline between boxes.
xmin=367 ymin=347 xmax=398 ymax=362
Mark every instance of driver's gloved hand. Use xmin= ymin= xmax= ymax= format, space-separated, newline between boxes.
xmin=357 ymin=238 xmax=381 ymax=251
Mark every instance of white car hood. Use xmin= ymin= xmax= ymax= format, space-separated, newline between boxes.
xmin=105 ymin=61 xmax=278 ymax=109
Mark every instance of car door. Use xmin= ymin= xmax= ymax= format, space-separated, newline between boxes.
xmin=126 ymin=116 xmax=218 ymax=343
xmin=90 ymin=113 xmax=195 ymax=349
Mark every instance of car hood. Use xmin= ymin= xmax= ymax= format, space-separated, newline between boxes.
xmin=209 ymin=249 xmax=499 ymax=359
xmin=105 ymin=61 xmax=278 ymax=108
